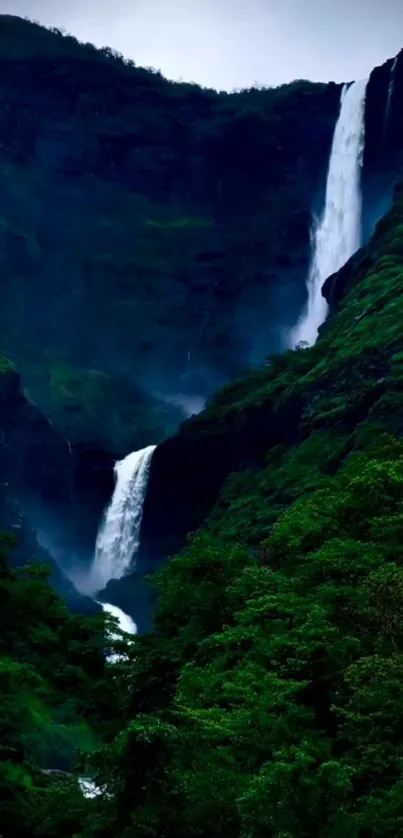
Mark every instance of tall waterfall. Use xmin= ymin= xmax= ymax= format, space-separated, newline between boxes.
xmin=85 ymin=445 xmax=156 ymax=595
xmin=291 ymin=78 xmax=368 ymax=347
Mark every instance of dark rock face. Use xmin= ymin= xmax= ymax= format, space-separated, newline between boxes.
xmin=140 ymin=388 xmax=303 ymax=565
xmin=322 ymin=248 xmax=368 ymax=313
xmin=0 ymin=15 xmax=340 ymax=424
xmin=0 ymin=360 xmax=72 ymax=507
xmin=0 ymin=359 xmax=98 ymax=612
xmin=123 ymin=53 xmax=403 ymax=575
xmin=71 ymin=443 xmax=116 ymax=559
xmin=362 ymin=50 xmax=403 ymax=240
xmin=364 ymin=51 xmax=403 ymax=171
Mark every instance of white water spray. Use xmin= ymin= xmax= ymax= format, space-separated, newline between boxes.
xmin=291 ymin=78 xmax=368 ymax=347
xmin=84 ymin=445 xmax=156 ymax=595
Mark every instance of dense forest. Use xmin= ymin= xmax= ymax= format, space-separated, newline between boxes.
xmin=0 ymin=531 xmax=132 ymax=837
xmin=2 ymin=13 xmax=403 ymax=838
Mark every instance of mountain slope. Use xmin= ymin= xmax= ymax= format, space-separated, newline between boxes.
xmin=142 ymin=182 xmax=403 ymax=557
xmin=85 ymin=184 xmax=403 ymax=837
xmin=0 ymin=17 xmax=402 ymax=457
xmin=0 ymin=15 xmax=340 ymax=414
xmin=2 ymin=178 xmax=403 ymax=838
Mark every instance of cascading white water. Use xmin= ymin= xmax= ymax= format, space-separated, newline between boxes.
xmin=85 ymin=445 xmax=156 ymax=595
xmin=99 ymin=602 xmax=137 ymax=635
xmin=98 ymin=601 xmax=137 ymax=663
xmin=290 ymin=78 xmax=368 ymax=347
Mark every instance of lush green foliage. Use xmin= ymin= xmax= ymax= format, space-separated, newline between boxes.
xmin=80 ymin=442 xmax=403 ymax=838
xmin=0 ymin=535 xmax=134 ymax=836
xmin=1 ymin=135 xmax=403 ymax=838
xmin=66 ymin=188 xmax=403 ymax=837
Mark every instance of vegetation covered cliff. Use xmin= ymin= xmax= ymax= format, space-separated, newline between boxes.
xmin=3 ymin=173 xmax=403 ymax=837
xmin=0 ymin=13 xmax=341 ymax=445
xmin=83 ymin=183 xmax=403 ymax=837
xmin=0 ymin=13 xmax=339 ymax=579
xmin=0 ymin=17 xmax=400 ymax=480
xmin=2 ymin=14 xmax=403 ymax=837
xmin=0 ymin=18 xmax=401 ymax=547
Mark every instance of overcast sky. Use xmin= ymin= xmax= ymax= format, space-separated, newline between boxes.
xmin=3 ymin=0 xmax=403 ymax=90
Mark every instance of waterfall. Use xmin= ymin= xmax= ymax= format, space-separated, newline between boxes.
xmin=99 ymin=602 xmax=137 ymax=635
xmin=383 ymin=56 xmax=398 ymax=143
xmin=79 ymin=778 xmax=102 ymax=799
xmin=290 ymin=78 xmax=368 ymax=347
xmin=98 ymin=601 xmax=137 ymax=663
xmin=85 ymin=445 xmax=156 ymax=595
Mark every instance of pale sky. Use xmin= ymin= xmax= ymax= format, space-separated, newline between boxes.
xmin=2 ymin=0 xmax=403 ymax=90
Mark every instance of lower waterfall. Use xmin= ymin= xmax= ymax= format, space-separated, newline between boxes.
xmin=98 ymin=601 xmax=137 ymax=663
xmin=84 ymin=445 xmax=156 ymax=596
xmin=98 ymin=601 xmax=137 ymax=636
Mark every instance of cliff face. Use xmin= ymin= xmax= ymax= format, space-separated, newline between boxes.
xmin=0 ymin=358 xmax=71 ymax=507
xmin=98 ymin=186 xmax=403 ymax=838
xmin=0 ymin=18 xmax=401 ymax=457
xmin=1 ymin=16 xmax=403 ymax=602
xmin=0 ymin=15 xmax=340 ymax=426
xmin=139 ymin=53 xmax=403 ymax=571
xmin=141 ymin=182 xmax=403 ymax=568
xmin=0 ymin=358 xmax=97 ymax=610
xmin=362 ymin=49 xmax=403 ymax=237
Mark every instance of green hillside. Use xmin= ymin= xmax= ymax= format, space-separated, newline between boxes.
xmin=74 ymin=184 xmax=403 ymax=838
